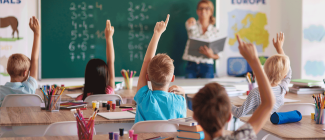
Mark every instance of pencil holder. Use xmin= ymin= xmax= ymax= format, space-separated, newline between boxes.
xmin=124 ymin=78 xmax=133 ymax=90
xmin=315 ymin=108 xmax=325 ymax=124
xmin=76 ymin=118 xmax=94 ymax=140
xmin=248 ymin=83 xmax=257 ymax=91
xmin=45 ymin=95 xmax=61 ymax=112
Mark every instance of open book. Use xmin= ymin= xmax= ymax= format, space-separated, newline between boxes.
xmin=188 ymin=36 xmax=227 ymax=58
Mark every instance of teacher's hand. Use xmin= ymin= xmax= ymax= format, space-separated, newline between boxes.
xmin=199 ymin=46 xmax=219 ymax=59
xmin=186 ymin=17 xmax=196 ymax=28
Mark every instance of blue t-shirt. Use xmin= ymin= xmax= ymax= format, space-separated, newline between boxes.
xmin=0 ymin=76 xmax=38 ymax=107
xmin=134 ymin=85 xmax=187 ymax=123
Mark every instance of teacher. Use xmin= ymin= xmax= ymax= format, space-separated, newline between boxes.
xmin=182 ymin=0 xmax=219 ymax=78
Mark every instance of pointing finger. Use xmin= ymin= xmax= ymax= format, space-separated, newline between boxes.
xmin=106 ymin=20 xmax=111 ymax=28
xmin=236 ymin=34 xmax=243 ymax=46
xmin=165 ymin=14 xmax=170 ymax=26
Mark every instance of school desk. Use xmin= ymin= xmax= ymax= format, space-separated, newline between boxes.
xmin=240 ymin=116 xmax=325 ymax=139
xmin=0 ymin=131 xmax=234 ymax=140
xmin=0 ymin=106 xmax=193 ymax=137
xmin=187 ymin=92 xmax=314 ymax=107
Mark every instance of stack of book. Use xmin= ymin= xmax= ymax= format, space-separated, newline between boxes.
xmin=289 ymin=79 xmax=324 ymax=94
xmin=168 ymin=117 xmax=204 ymax=140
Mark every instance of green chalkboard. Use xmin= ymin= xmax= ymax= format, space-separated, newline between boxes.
xmin=41 ymin=0 xmax=215 ymax=79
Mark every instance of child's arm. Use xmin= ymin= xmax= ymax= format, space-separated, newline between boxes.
xmin=272 ymin=32 xmax=285 ymax=54
xmin=236 ymin=35 xmax=275 ymax=134
xmin=231 ymin=90 xmax=260 ymax=118
xmin=29 ymin=16 xmax=40 ymax=80
xmin=136 ymin=14 xmax=170 ymax=92
xmin=105 ymin=20 xmax=115 ymax=89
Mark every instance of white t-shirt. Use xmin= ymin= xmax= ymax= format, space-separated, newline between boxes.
xmin=182 ymin=21 xmax=219 ymax=64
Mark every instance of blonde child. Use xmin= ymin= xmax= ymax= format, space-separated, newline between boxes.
xmin=0 ymin=17 xmax=40 ymax=106
xmin=232 ymin=32 xmax=291 ymax=118
xmin=192 ymin=35 xmax=275 ymax=139
xmin=134 ymin=14 xmax=187 ymax=123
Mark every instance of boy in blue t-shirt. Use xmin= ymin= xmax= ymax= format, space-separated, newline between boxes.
xmin=0 ymin=17 xmax=40 ymax=106
xmin=134 ymin=14 xmax=187 ymax=123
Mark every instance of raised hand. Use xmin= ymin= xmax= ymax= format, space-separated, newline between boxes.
xmin=29 ymin=16 xmax=40 ymax=35
xmin=154 ymin=14 xmax=170 ymax=35
xmin=186 ymin=17 xmax=196 ymax=28
xmin=236 ymin=34 xmax=259 ymax=64
xmin=272 ymin=32 xmax=285 ymax=54
xmin=105 ymin=20 xmax=114 ymax=39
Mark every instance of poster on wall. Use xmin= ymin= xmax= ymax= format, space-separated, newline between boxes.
xmin=217 ymin=0 xmax=278 ymax=77
xmin=0 ymin=0 xmax=29 ymax=85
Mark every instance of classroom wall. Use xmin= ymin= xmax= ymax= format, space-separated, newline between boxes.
xmin=301 ymin=0 xmax=325 ymax=80
xmin=4 ymin=0 xmax=311 ymax=86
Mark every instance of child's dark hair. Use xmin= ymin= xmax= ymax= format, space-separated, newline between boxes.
xmin=192 ymin=83 xmax=231 ymax=138
xmin=83 ymin=59 xmax=109 ymax=101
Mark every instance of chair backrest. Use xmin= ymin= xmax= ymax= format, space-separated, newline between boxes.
xmin=277 ymin=103 xmax=315 ymax=115
xmin=2 ymin=94 xmax=43 ymax=107
xmin=43 ymin=121 xmax=78 ymax=136
xmin=185 ymin=94 xmax=193 ymax=111
xmin=131 ymin=120 xmax=178 ymax=133
xmin=84 ymin=94 xmax=124 ymax=105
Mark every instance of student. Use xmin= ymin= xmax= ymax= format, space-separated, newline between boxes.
xmin=192 ymin=35 xmax=275 ymax=139
xmin=232 ymin=32 xmax=291 ymax=118
xmin=0 ymin=17 xmax=40 ymax=106
xmin=76 ymin=20 xmax=115 ymax=101
xmin=134 ymin=14 xmax=187 ymax=123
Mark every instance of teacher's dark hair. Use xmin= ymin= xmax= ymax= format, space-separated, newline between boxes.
xmin=83 ymin=59 xmax=109 ymax=101
xmin=197 ymin=0 xmax=216 ymax=25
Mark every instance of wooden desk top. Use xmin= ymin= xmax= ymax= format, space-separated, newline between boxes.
xmin=187 ymin=92 xmax=314 ymax=106
xmin=240 ymin=116 xmax=325 ymax=139
xmin=36 ymin=87 xmax=137 ymax=101
xmin=0 ymin=131 xmax=234 ymax=140
xmin=0 ymin=105 xmax=193 ymax=126
xmin=0 ymin=133 xmax=177 ymax=140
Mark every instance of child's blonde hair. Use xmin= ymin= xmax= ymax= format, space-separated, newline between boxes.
xmin=7 ymin=53 xmax=31 ymax=78
xmin=264 ymin=54 xmax=290 ymax=85
xmin=147 ymin=53 xmax=174 ymax=88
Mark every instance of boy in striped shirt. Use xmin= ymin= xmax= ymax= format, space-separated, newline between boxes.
xmin=232 ymin=32 xmax=292 ymax=118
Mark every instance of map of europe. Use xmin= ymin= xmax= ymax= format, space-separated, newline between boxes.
xmin=228 ymin=9 xmax=269 ymax=52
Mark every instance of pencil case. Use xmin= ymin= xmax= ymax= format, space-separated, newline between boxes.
xmin=270 ymin=110 xmax=302 ymax=124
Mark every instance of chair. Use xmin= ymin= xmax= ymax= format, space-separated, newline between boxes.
xmin=43 ymin=121 xmax=78 ymax=136
xmin=185 ymin=94 xmax=193 ymax=111
xmin=261 ymin=103 xmax=316 ymax=140
xmin=2 ymin=94 xmax=43 ymax=107
xmin=130 ymin=120 xmax=178 ymax=133
xmin=84 ymin=94 xmax=124 ymax=105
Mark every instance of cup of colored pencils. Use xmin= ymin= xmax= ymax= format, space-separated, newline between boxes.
xmin=313 ymin=93 xmax=325 ymax=124
xmin=40 ymin=85 xmax=65 ymax=112
xmin=246 ymin=72 xmax=257 ymax=92
xmin=75 ymin=108 xmax=98 ymax=140
xmin=121 ymin=69 xmax=136 ymax=90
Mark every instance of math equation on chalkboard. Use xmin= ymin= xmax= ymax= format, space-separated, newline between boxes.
xmin=67 ymin=1 xmax=152 ymax=62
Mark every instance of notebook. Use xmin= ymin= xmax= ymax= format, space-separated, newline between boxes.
xmin=168 ymin=117 xmax=198 ymax=126
xmin=188 ymin=36 xmax=227 ymax=58
xmin=290 ymin=79 xmax=324 ymax=87
xmin=65 ymin=93 xmax=82 ymax=98
xmin=97 ymin=112 xmax=135 ymax=120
